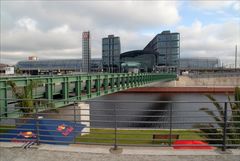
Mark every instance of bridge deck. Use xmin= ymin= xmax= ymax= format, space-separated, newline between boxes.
xmin=0 ymin=73 xmax=176 ymax=118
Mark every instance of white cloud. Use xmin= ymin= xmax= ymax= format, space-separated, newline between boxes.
xmin=17 ymin=17 xmax=37 ymax=31
xmin=50 ymin=25 xmax=70 ymax=33
xmin=2 ymin=1 xmax=181 ymax=31
xmin=1 ymin=16 xmax=153 ymax=64
xmin=2 ymin=19 xmax=81 ymax=52
xmin=190 ymin=0 xmax=236 ymax=10
xmin=1 ymin=1 xmax=182 ymax=64
xmin=233 ymin=2 xmax=240 ymax=11
xmin=1 ymin=1 xmax=239 ymax=66
xmin=177 ymin=20 xmax=240 ymax=65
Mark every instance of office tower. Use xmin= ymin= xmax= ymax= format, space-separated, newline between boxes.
xmin=144 ymin=30 xmax=180 ymax=71
xmin=102 ymin=35 xmax=121 ymax=73
xmin=82 ymin=31 xmax=91 ymax=73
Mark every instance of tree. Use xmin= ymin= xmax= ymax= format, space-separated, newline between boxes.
xmin=197 ymin=87 xmax=240 ymax=146
xmin=228 ymin=87 xmax=240 ymax=145
xmin=8 ymin=80 xmax=42 ymax=115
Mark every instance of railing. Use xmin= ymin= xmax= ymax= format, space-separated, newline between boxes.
xmin=0 ymin=73 xmax=176 ymax=117
xmin=0 ymin=99 xmax=239 ymax=151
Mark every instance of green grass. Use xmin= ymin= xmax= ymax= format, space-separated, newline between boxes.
xmin=76 ymin=129 xmax=203 ymax=145
xmin=0 ymin=126 xmax=204 ymax=145
xmin=0 ymin=125 xmax=16 ymax=133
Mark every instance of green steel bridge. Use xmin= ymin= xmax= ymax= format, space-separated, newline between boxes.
xmin=0 ymin=73 xmax=176 ymax=118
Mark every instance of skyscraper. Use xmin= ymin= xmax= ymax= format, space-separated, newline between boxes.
xmin=144 ymin=30 xmax=180 ymax=72
xmin=82 ymin=31 xmax=91 ymax=73
xmin=102 ymin=35 xmax=121 ymax=73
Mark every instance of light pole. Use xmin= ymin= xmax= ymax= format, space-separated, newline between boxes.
xmin=235 ymin=45 xmax=238 ymax=70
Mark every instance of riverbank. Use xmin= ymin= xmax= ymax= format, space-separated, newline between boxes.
xmin=142 ymin=76 xmax=240 ymax=87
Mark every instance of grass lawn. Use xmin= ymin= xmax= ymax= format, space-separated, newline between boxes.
xmin=0 ymin=126 xmax=204 ymax=145
xmin=0 ymin=125 xmax=16 ymax=133
xmin=76 ymin=128 xmax=203 ymax=145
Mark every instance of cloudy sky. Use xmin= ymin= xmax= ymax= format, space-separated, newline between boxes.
xmin=1 ymin=0 xmax=240 ymax=66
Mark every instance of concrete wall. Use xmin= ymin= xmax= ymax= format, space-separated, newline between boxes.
xmin=78 ymin=102 xmax=90 ymax=135
xmin=144 ymin=76 xmax=240 ymax=87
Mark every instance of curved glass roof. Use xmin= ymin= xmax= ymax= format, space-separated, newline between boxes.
xmin=16 ymin=59 xmax=102 ymax=70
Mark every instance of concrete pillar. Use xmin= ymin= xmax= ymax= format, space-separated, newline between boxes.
xmin=78 ymin=102 xmax=90 ymax=136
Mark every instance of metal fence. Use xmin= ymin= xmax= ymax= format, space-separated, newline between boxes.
xmin=0 ymin=99 xmax=239 ymax=151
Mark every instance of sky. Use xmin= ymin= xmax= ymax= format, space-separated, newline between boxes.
xmin=0 ymin=0 xmax=240 ymax=67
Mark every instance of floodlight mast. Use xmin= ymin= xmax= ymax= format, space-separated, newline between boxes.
xmin=235 ymin=45 xmax=238 ymax=70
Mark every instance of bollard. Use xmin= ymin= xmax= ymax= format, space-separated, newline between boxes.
xmin=222 ymin=102 xmax=228 ymax=151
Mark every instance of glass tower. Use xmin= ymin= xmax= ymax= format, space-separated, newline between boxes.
xmin=82 ymin=31 xmax=91 ymax=73
xmin=102 ymin=35 xmax=121 ymax=73
xmin=144 ymin=31 xmax=180 ymax=71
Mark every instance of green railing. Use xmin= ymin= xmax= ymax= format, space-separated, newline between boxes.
xmin=0 ymin=73 xmax=176 ymax=117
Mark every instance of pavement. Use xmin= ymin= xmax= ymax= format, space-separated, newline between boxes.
xmin=1 ymin=142 xmax=240 ymax=161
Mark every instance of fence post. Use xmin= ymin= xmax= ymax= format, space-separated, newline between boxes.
xmin=73 ymin=102 xmax=77 ymax=144
xmin=109 ymin=105 xmax=122 ymax=154
xmin=34 ymin=105 xmax=40 ymax=145
xmin=114 ymin=106 xmax=117 ymax=150
xmin=169 ymin=103 xmax=173 ymax=146
xmin=222 ymin=102 xmax=228 ymax=151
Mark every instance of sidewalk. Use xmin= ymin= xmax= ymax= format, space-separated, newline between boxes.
xmin=1 ymin=142 xmax=240 ymax=161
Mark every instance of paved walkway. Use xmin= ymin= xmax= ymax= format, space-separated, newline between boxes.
xmin=1 ymin=142 xmax=240 ymax=161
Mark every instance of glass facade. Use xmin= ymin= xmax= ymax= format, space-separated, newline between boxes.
xmin=144 ymin=31 xmax=180 ymax=68
xmin=180 ymin=58 xmax=220 ymax=69
xmin=16 ymin=59 xmax=102 ymax=72
xmin=82 ymin=31 xmax=91 ymax=73
xmin=102 ymin=35 xmax=121 ymax=73
xmin=120 ymin=50 xmax=158 ymax=72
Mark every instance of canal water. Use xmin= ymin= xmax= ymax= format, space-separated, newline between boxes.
xmin=89 ymin=92 xmax=232 ymax=129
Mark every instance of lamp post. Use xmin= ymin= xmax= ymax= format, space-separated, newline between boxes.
xmin=235 ymin=45 xmax=237 ymax=71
